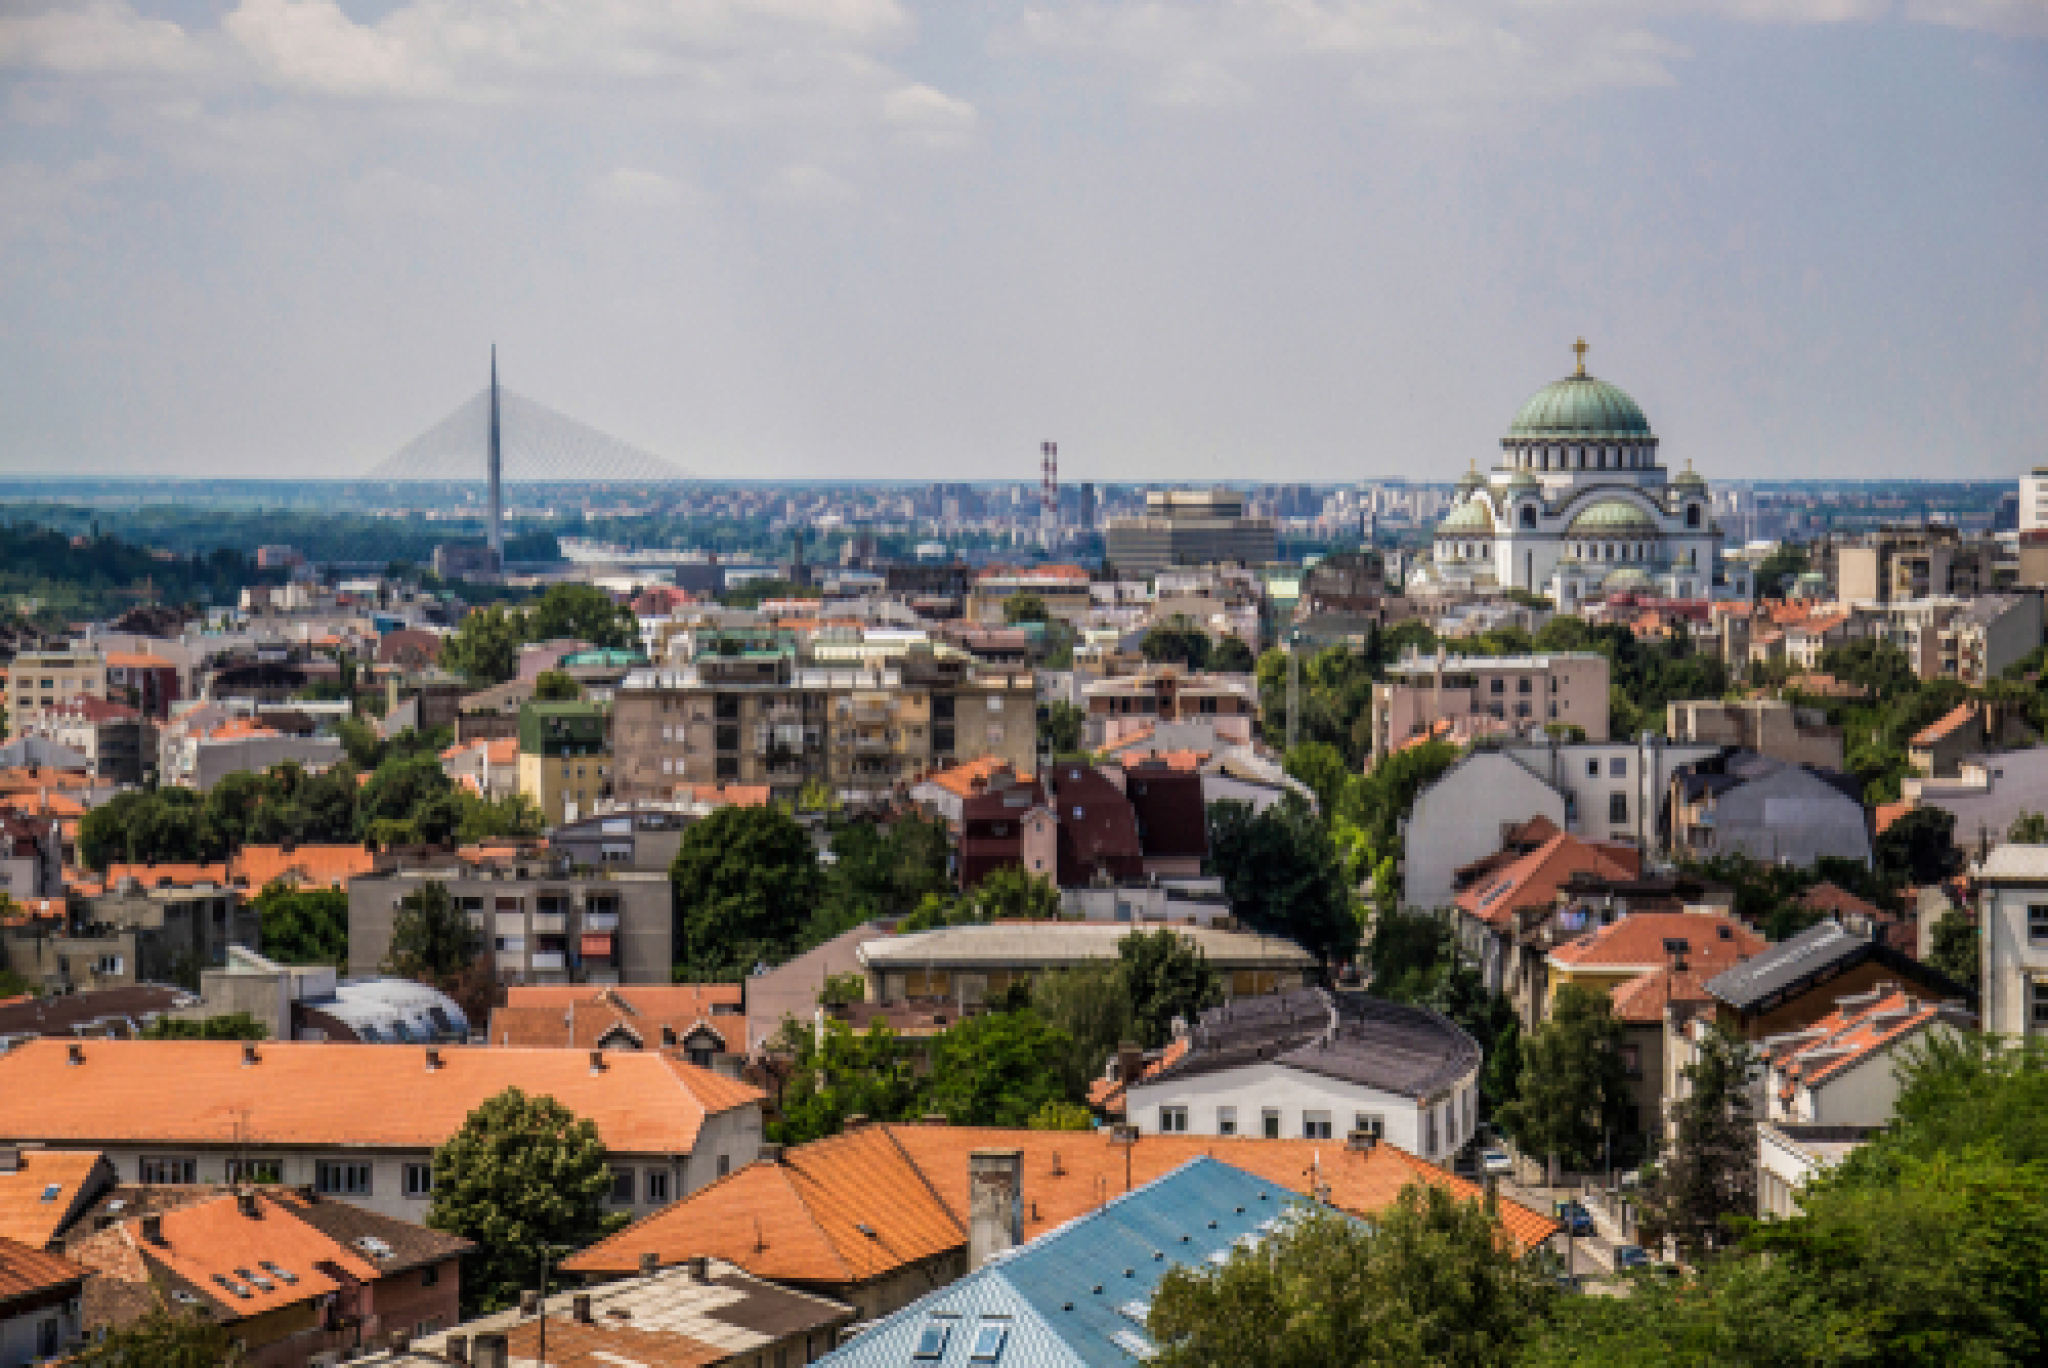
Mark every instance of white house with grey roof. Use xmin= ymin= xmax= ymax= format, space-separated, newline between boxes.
xmin=1972 ymin=842 xmax=2048 ymax=1038
xmin=1122 ymin=989 xmax=1481 ymax=1165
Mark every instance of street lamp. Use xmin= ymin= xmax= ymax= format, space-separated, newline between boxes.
xmin=532 ymin=1242 xmax=573 ymax=1367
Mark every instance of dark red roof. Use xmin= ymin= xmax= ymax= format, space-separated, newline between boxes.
xmin=1047 ymin=765 xmax=1142 ymax=886
xmin=1125 ymin=764 xmax=1209 ymax=862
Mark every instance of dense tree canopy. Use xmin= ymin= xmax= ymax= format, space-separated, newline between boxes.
xmin=1118 ymin=928 xmax=1223 ymax=1049
xmin=1209 ymin=795 xmax=1359 ymax=968
xmin=1499 ymin=983 xmax=1629 ymax=1171
xmin=384 ymin=879 xmax=483 ymax=980
xmin=428 ymin=1087 xmax=624 ymax=1314
xmin=671 ymin=803 xmax=825 ymax=980
xmin=252 ymin=881 xmax=349 ymax=968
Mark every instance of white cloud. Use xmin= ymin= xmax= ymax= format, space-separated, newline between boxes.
xmin=883 ymin=82 xmax=978 ymax=147
xmin=766 ymin=162 xmax=857 ymax=204
xmin=0 ymin=1 xmax=207 ymax=77
xmin=593 ymin=167 xmax=692 ymax=207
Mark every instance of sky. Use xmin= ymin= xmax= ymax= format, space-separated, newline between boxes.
xmin=1 ymin=2 xmax=2046 ymax=486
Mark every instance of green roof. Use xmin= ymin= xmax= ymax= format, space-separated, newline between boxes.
xmin=1566 ymin=499 xmax=1658 ymax=533
xmin=1508 ymin=374 xmax=1653 ymax=439
xmin=1439 ymin=498 xmax=1494 ymax=531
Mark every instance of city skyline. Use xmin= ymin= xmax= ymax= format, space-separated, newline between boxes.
xmin=2 ymin=3 xmax=2045 ymax=484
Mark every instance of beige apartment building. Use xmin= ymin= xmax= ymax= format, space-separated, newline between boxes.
xmin=1830 ymin=525 xmax=1996 ymax=605
xmin=1369 ymin=650 xmax=1611 ymax=763
xmin=4 ymin=650 xmax=108 ymax=726
xmin=612 ymin=650 xmax=1036 ymax=807
xmin=1666 ymin=698 xmax=1845 ymax=771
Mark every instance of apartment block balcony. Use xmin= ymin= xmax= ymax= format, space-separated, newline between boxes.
xmin=531 ymin=912 xmax=568 ymax=935
xmin=529 ymin=951 xmax=567 ymax=972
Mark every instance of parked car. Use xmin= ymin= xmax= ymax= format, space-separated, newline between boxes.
xmin=1612 ymin=1244 xmax=1651 ymax=1271
xmin=1480 ymin=1149 xmax=1514 ymax=1177
xmin=1554 ymin=1201 xmax=1596 ymax=1236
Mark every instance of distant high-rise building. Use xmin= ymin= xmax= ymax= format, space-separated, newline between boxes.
xmin=1103 ymin=490 xmax=1279 ymax=574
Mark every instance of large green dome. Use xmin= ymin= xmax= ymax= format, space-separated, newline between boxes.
xmin=1439 ymin=498 xmax=1495 ymax=531
xmin=1567 ymin=499 xmax=1658 ymax=533
xmin=1509 ymin=373 xmax=1653 ymax=439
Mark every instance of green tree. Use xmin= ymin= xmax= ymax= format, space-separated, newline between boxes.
xmin=1030 ymin=961 xmax=1138 ymax=1100
xmin=2010 ymin=810 xmax=2048 ymax=844
xmin=0 ymin=966 xmax=33 ymax=998
xmin=1365 ymin=906 xmax=1452 ymax=997
xmin=1875 ymin=805 xmax=1959 ymax=885
xmin=1499 ymin=984 xmax=1628 ymax=1174
xmin=457 ymin=791 xmax=547 ymax=845
xmin=1210 ymin=635 xmax=1256 ymax=673
xmin=442 ymin=604 xmax=525 ymax=684
xmin=77 ymin=787 xmax=208 ymax=870
xmin=921 ymin=1008 xmax=1074 ymax=1128
xmin=72 ymin=1306 xmax=243 ymax=1367
xmin=672 ymin=804 xmax=824 ymax=979
xmin=1141 ymin=614 xmax=1212 ymax=670
xmin=358 ymin=752 xmax=461 ymax=841
xmin=1208 ymin=796 xmax=1359 ymax=967
xmin=1038 ymin=700 xmax=1086 ymax=755
xmin=770 ymin=1018 xmax=921 ymax=1145
xmin=524 ymin=583 xmax=638 ymax=649
xmin=1118 ymin=929 xmax=1223 ymax=1049
xmin=1927 ymin=908 xmax=1979 ymax=989
xmin=1751 ymin=542 xmax=1811 ymax=599
xmin=1283 ymin=740 xmax=1349 ymax=816
xmin=1335 ymin=739 xmax=1460 ymax=859
xmin=1636 ymin=1024 xmax=1758 ymax=1261
xmin=968 ymin=866 xmax=1063 ymax=921
xmin=531 ymin=669 xmax=582 ymax=702
xmin=427 ymin=1087 xmax=625 ymax=1314
xmin=383 ymin=879 xmax=483 ymax=980
xmin=1820 ymin=638 xmax=1920 ymax=705
xmin=1149 ymin=1187 xmax=1551 ymax=1368
xmin=1004 ymin=592 xmax=1049 ymax=625
xmin=140 ymin=1012 xmax=268 ymax=1040
xmin=1028 ymin=1099 xmax=1094 ymax=1130
xmin=251 ymin=882 xmax=348 ymax=967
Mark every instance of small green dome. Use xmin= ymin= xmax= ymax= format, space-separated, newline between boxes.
xmin=1508 ymin=357 xmax=1653 ymax=439
xmin=1567 ymin=499 xmax=1658 ymax=533
xmin=1603 ymin=567 xmax=1652 ymax=589
xmin=1439 ymin=498 xmax=1494 ymax=532
xmin=1672 ymin=464 xmax=1706 ymax=488
xmin=1503 ymin=468 xmax=1539 ymax=489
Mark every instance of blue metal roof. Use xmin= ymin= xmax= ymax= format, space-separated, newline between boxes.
xmin=818 ymin=1157 xmax=1325 ymax=1368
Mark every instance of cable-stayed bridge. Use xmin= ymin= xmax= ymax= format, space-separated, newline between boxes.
xmin=362 ymin=382 xmax=692 ymax=486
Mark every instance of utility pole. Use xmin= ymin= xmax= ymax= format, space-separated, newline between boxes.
xmin=1286 ymin=630 xmax=1301 ymax=754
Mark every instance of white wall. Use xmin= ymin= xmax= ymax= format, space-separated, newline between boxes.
xmin=1403 ymin=754 xmax=1564 ymax=911
xmin=1980 ymin=881 xmax=2048 ymax=1037
xmin=1123 ymin=1059 xmax=1479 ymax=1165
xmin=1501 ymin=740 xmax=1719 ymax=849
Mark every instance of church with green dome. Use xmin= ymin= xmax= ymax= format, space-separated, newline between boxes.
xmin=1419 ymin=341 xmax=1751 ymax=606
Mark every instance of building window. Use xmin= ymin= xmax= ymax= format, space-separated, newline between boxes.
xmin=1609 ymin=792 xmax=1629 ymax=823
xmin=1353 ymin=1114 xmax=1385 ymax=1139
xmin=1302 ymin=1113 xmax=1332 ymax=1140
xmin=1585 ymin=759 xmax=1600 ymax=778
xmin=2032 ymin=981 xmax=2048 ymax=1033
xmin=646 ymin=1170 xmax=671 ymax=1204
xmin=421 ymin=1265 xmax=440 ymax=1288
xmin=141 ymin=1155 xmax=196 ymax=1185
xmin=403 ymin=1164 xmax=434 ymax=1198
xmin=315 ymin=1162 xmax=372 ymax=1196
xmin=1216 ymin=1106 xmax=1237 ymax=1136
xmin=1609 ymin=757 xmax=1627 ymax=777
xmin=1159 ymin=1106 xmax=1188 ymax=1134
xmin=717 ymin=1155 xmax=731 ymax=1178
xmin=38 ymin=1318 xmax=60 ymax=1357
xmin=225 ymin=1160 xmax=280 ymax=1184
xmin=2029 ymin=905 xmax=2048 ymax=944
xmin=1423 ymin=1109 xmax=1438 ymax=1154
xmin=1517 ymin=677 xmax=1532 ymax=694
xmin=1261 ymin=1109 xmax=1280 ymax=1140
xmin=1489 ymin=678 xmax=1504 ymax=695
xmin=610 ymin=1168 xmax=637 ymax=1204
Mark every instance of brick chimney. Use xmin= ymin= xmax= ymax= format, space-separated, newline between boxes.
xmin=1115 ymin=1040 xmax=1144 ymax=1087
xmin=967 ymin=1148 xmax=1024 ymax=1272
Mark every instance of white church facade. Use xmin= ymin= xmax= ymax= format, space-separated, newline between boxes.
xmin=1415 ymin=342 xmax=1752 ymax=607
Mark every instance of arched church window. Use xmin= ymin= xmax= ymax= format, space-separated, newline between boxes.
xmin=1686 ymin=504 xmax=1701 ymax=529
xmin=1519 ymin=505 xmax=1536 ymax=530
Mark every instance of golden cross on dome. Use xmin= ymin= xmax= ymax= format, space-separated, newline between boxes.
xmin=1572 ymin=337 xmax=1589 ymax=377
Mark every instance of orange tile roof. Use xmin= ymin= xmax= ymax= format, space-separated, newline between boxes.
xmin=1874 ymin=800 xmax=1914 ymax=836
xmin=1608 ymin=965 xmax=1716 ymax=1025
xmin=1911 ymin=702 xmax=1978 ymax=748
xmin=127 ymin=1191 xmax=383 ymax=1319
xmin=1549 ymin=911 xmax=1765 ymax=974
xmin=923 ymin=756 xmax=1019 ymax=800
xmin=1085 ymin=1036 xmax=1191 ymax=1117
xmin=487 ymin=1007 xmax=740 ymax=1053
xmin=228 ymin=844 xmax=376 ymax=890
xmin=503 ymin=984 xmax=743 ymax=1015
xmin=0 ymin=1235 xmax=89 ymax=1302
xmin=202 ymin=718 xmax=280 ymax=741
xmin=1455 ymin=832 xmax=1637 ymax=929
xmin=494 ymin=1317 xmax=727 ymax=1368
xmin=565 ymin=1124 xmax=1557 ymax=1278
xmin=103 ymin=652 xmax=175 ymax=670
xmin=683 ymin=784 xmax=771 ymax=809
xmin=1795 ymin=882 xmax=1885 ymax=922
xmin=104 ymin=862 xmax=231 ymax=888
xmin=0 ymin=1150 xmax=106 ymax=1249
xmin=1769 ymin=990 xmax=1961 ymax=1099
xmin=0 ymin=1040 xmax=761 ymax=1156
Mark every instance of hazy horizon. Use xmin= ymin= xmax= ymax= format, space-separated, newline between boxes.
xmin=3 ymin=3 xmax=2045 ymax=485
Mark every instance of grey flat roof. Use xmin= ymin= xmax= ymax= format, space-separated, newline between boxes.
xmin=1143 ymin=988 xmax=1479 ymax=1101
xmin=1704 ymin=921 xmax=1870 ymax=1011
xmin=859 ymin=923 xmax=1314 ymax=971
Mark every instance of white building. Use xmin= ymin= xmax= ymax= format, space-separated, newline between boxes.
xmin=1402 ymin=737 xmax=1720 ymax=910
xmin=1414 ymin=341 xmax=1752 ymax=606
xmin=2022 ymin=466 xmax=2048 ymax=534
xmin=1121 ymin=989 xmax=1481 ymax=1166
xmin=1972 ymin=843 xmax=2048 ymax=1037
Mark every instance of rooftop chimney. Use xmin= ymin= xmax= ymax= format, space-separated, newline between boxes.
xmin=844 ymin=1113 xmax=868 ymax=1128
xmin=967 ymin=1148 xmax=1024 ymax=1272
xmin=589 ymin=1050 xmax=606 ymax=1074
xmin=237 ymin=1192 xmax=260 ymax=1218
xmin=1115 ymin=1040 xmax=1143 ymax=1087
xmin=1346 ymin=1129 xmax=1378 ymax=1153
xmin=572 ymin=1293 xmax=592 ymax=1324
xmin=445 ymin=1334 xmax=469 ymax=1364
xmin=0 ymin=1148 xmax=19 ymax=1174
xmin=685 ymin=1255 xmax=709 ymax=1282
xmin=67 ymin=1042 xmax=83 ymax=1067
xmin=425 ymin=1047 xmax=443 ymax=1071
xmin=141 ymin=1214 xmax=163 ymax=1244
xmin=242 ymin=1042 xmax=260 ymax=1066
xmin=758 ymin=1143 xmax=784 ymax=1165
xmin=638 ymin=1251 xmax=660 ymax=1275
xmin=472 ymin=1333 xmax=509 ymax=1368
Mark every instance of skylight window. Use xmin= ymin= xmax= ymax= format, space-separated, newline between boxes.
xmin=40 ymin=1184 xmax=60 ymax=1202
xmin=259 ymin=1261 xmax=298 ymax=1285
xmin=1118 ymin=1301 xmax=1151 ymax=1325
xmin=912 ymin=1321 xmax=952 ymax=1359
xmin=1110 ymin=1328 xmax=1157 ymax=1359
xmin=969 ymin=1322 xmax=1010 ymax=1362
